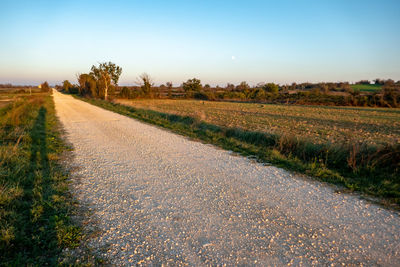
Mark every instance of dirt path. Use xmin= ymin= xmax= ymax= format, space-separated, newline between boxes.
xmin=53 ymin=90 xmax=400 ymax=266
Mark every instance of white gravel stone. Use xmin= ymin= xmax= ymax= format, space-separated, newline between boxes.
xmin=53 ymin=90 xmax=400 ymax=266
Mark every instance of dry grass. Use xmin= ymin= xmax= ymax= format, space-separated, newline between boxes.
xmin=116 ymin=99 xmax=400 ymax=146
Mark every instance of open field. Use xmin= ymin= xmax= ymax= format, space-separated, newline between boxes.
xmin=0 ymin=88 xmax=43 ymax=108
xmin=0 ymin=93 xmax=81 ymax=265
xmin=116 ymin=99 xmax=400 ymax=146
xmin=0 ymin=100 xmax=13 ymax=108
xmin=350 ymin=84 xmax=382 ymax=92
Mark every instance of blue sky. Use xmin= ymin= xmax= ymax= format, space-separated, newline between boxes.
xmin=1 ymin=0 xmax=399 ymax=86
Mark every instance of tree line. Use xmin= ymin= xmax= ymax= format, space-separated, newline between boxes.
xmin=58 ymin=62 xmax=400 ymax=108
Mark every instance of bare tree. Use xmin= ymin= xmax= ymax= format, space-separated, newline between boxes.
xmin=137 ymin=73 xmax=154 ymax=97
xmin=166 ymin=82 xmax=173 ymax=98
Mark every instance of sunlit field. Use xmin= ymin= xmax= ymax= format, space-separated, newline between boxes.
xmin=116 ymin=99 xmax=400 ymax=147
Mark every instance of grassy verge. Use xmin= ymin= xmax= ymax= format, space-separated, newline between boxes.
xmin=76 ymin=96 xmax=400 ymax=208
xmin=0 ymin=93 xmax=82 ymax=265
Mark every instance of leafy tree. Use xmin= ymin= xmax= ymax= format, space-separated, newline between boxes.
xmin=382 ymin=83 xmax=400 ymax=107
xmin=236 ymin=81 xmax=250 ymax=91
xmin=40 ymin=81 xmax=50 ymax=92
xmin=119 ymin=86 xmax=131 ymax=98
xmin=78 ymin=73 xmax=97 ymax=97
xmin=62 ymin=80 xmax=72 ymax=93
xmin=252 ymin=88 xmax=266 ymax=100
xmin=263 ymin=83 xmax=279 ymax=93
xmin=182 ymin=78 xmax=202 ymax=92
xmin=90 ymin=62 xmax=122 ymax=100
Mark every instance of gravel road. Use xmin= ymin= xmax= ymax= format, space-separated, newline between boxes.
xmin=53 ymin=90 xmax=400 ymax=266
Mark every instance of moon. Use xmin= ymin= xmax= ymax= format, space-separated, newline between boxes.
xmin=231 ymin=56 xmax=236 ymax=60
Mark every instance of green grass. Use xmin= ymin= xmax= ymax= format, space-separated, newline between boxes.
xmin=0 ymin=93 xmax=82 ymax=265
xmin=351 ymin=84 xmax=382 ymax=92
xmin=76 ymin=96 xmax=400 ymax=208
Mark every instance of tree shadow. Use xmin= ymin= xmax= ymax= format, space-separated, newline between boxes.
xmin=10 ymin=106 xmax=60 ymax=264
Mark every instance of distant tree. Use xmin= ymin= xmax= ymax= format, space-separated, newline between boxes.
xmin=280 ymin=84 xmax=289 ymax=93
xmin=384 ymin=79 xmax=395 ymax=86
xmin=119 ymin=86 xmax=131 ymax=98
xmin=319 ymin=83 xmax=329 ymax=94
xmin=252 ymin=88 xmax=266 ymax=100
xmin=263 ymin=83 xmax=279 ymax=94
xmin=90 ymin=62 xmax=122 ymax=100
xmin=225 ymin=83 xmax=235 ymax=91
xmin=374 ymin=78 xmax=384 ymax=85
xmin=339 ymin=82 xmax=351 ymax=91
xmin=166 ymin=82 xmax=173 ymax=98
xmin=78 ymin=73 xmax=97 ymax=96
xmin=236 ymin=81 xmax=250 ymax=91
xmin=204 ymin=84 xmax=211 ymax=89
xmin=138 ymin=73 xmax=154 ymax=97
xmin=62 ymin=80 xmax=73 ymax=93
xmin=382 ymin=83 xmax=400 ymax=107
xmin=40 ymin=81 xmax=50 ymax=92
xmin=356 ymin=80 xmax=370 ymax=85
xmin=182 ymin=78 xmax=202 ymax=92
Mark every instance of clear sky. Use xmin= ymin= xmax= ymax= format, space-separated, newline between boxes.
xmin=1 ymin=0 xmax=399 ymax=86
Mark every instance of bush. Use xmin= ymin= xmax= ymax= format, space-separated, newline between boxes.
xmin=40 ymin=81 xmax=50 ymax=92
xmin=183 ymin=78 xmax=202 ymax=93
xmin=119 ymin=86 xmax=131 ymax=98
xmin=263 ymin=83 xmax=279 ymax=93
xmin=194 ymin=91 xmax=213 ymax=100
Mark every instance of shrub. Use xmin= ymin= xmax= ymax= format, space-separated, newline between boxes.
xmin=183 ymin=78 xmax=202 ymax=93
xmin=40 ymin=81 xmax=50 ymax=92
xmin=263 ymin=83 xmax=279 ymax=93
xmin=119 ymin=86 xmax=131 ymax=98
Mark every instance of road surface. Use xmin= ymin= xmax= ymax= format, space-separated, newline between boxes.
xmin=53 ymin=90 xmax=400 ymax=266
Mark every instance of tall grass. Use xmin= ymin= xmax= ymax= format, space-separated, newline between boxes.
xmin=77 ymin=96 xmax=400 ymax=207
xmin=0 ymin=94 xmax=81 ymax=265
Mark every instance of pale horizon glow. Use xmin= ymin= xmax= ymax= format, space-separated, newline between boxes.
xmin=1 ymin=0 xmax=399 ymax=86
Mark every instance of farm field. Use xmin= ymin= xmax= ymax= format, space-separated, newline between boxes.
xmin=350 ymin=84 xmax=382 ymax=92
xmin=0 ymin=99 xmax=13 ymax=108
xmin=116 ymin=99 xmax=400 ymax=147
xmin=0 ymin=88 xmax=43 ymax=108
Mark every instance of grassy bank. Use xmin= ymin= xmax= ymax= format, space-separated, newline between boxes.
xmin=76 ymin=96 xmax=400 ymax=207
xmin=0 ymin=93 xmax=81 ymax=265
